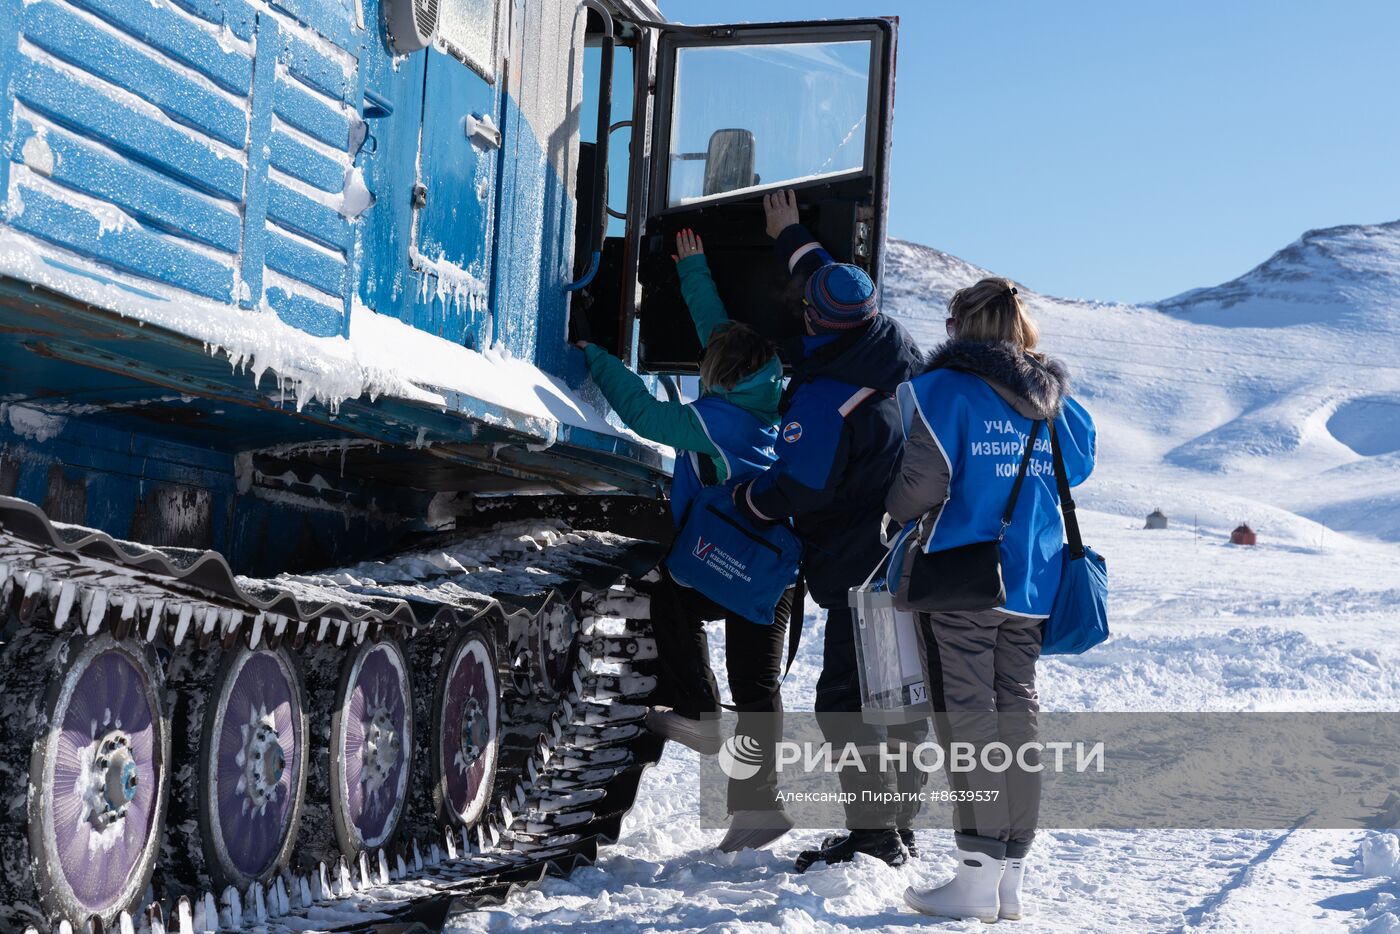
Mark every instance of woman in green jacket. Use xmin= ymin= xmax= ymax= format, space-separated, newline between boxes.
xmin=576 ymin=230 xmax=782 ymax=468
xmin=574 ymin=230 xmax=796 ymax=853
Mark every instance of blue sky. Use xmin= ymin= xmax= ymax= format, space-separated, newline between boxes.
xmin=659 ymin=1 xmax=1400 ymax=303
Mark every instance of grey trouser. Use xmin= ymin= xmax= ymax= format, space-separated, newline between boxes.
xmin=919 ymin=609 xmax=1043 ymax=859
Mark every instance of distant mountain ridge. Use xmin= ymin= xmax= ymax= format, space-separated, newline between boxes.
xmin=1153 ymin=219 xmax=1400 ymax=330
xmin=884 ymin=217 xmax=1400 ymax=332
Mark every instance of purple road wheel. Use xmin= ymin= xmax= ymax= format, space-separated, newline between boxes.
xmin=330 ymin=639 xmax=413 ymax=855
xmin=198 ymin=646 xmax=307 ymax=890
xmin=28 ymin=634 xmax=169 ymax=926
xmin=432 ymin=624 xmax=499 ymax=829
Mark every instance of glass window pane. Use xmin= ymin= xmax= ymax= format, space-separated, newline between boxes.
xmin=581 ymin=43 xmax=635 ymax=237
xmin=667 ymin=40 xmax=871 ymax=208
xmin=438 ymin=0 xmax=499 ymax=79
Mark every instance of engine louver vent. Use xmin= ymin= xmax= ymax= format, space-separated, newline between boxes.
xmin=414 ymin=0 xmax=440 ymax=43
xmin=384 ymin=0 xmax=439 ymax=53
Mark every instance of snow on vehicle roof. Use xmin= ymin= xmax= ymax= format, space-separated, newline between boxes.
xmin=0 ymin=229 xmax=657 ymax=450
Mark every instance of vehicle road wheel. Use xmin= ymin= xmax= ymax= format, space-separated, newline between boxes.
xmin=22 ymin=633 xmax=170 ymax=926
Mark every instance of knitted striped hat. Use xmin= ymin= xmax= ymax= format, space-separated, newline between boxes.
xmin=804 ymin=263 xmax=879 ymax=331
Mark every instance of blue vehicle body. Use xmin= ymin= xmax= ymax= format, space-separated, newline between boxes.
xmin=0 ymin=0 xmax=668 ymax=573
xmin=0 ymin=8 xmax=901 ymax=925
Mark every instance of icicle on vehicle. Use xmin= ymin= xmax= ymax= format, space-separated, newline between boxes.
xmin=0 ymin=0 xmax=897 ymax=926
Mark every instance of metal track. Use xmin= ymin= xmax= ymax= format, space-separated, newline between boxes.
xmin=0 ymin=495 xmax=669 ymax=933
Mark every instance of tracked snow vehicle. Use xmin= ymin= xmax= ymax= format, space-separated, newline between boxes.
xmin=0 ymin=0 xmax=897 ymax=927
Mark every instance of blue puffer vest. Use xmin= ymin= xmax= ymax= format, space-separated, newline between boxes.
xmin=899 ymin=344 xmax=1096 ymax=617
xmin=669 ymin=394 xmax=778 ymax=525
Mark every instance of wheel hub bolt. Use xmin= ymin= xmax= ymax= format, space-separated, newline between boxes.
xmin=91 ymin=731 xmax=136 ymax=827
xmin=461 ymin=697 xmax=487 ymax=764
xmin=243 ymin=722 xmax=285 ymax=808
xmin=362 ymin=708 xmax=401 ymax=795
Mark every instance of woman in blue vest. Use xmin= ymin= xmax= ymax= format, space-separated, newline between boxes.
xmin=884 ymin=278 xmax=1095 ymax=923
xmin=574 ymin=229 xmax=797 ymax=853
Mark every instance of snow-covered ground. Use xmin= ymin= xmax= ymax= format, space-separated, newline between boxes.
xmin=445 ymin=221 xmax=1400 ymax=932
xmin=449 ymin=526 xmax=1400 ymax=933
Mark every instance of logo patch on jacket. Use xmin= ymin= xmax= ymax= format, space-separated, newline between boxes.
xmin=693 ymin=537 xmax=716 ymax=559
xmin=782 ymin=421 xmax=803 ymax=443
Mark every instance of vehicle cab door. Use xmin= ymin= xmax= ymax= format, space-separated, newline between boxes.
xmin=411 ymin=0 xmax=502 ymax=347
xmin=635 ymin=19 xmax=898 ymax=372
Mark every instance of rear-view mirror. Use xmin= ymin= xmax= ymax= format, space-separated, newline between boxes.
xmin=703 ymin=128 xmax=758 ymax=197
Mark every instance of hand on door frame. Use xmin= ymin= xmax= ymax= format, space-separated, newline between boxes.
xmin=763 ymin=189 xmax=800 ymax=239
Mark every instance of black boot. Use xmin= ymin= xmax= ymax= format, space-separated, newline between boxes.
xmin=795 ymin=829 xmax=907 ymax=873
xmin=819 ymin=828 xmax=919 ymax=859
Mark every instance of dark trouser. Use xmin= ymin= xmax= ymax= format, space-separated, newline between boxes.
xmin=924 ymin=609 xmax=1043 ymax=859
xmin=814 ymin=604 xmax=913 ymax=830
xmin=649 ymin=571 xmax=794 ymax=811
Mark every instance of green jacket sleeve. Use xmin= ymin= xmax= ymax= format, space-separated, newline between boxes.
xmin=675 ymin=254 xmax=730 ymax=347
xmin=584 ymin=345 xmax=719 ymax=457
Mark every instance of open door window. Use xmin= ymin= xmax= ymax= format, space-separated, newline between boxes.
xmin=636 ymin=19 xmax=897 ymax=373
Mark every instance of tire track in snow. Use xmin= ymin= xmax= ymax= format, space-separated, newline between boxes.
xmin=1178 ymin=819 xmax=1310 ymax=931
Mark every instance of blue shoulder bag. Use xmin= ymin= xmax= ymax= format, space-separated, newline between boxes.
xmin=664 ymin=484 xmax=802 ymax=625
xmin=1041 ymin=419 xmax=1109 ymax=655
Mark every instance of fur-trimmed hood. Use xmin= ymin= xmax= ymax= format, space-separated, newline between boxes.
xmin=922 ymin=339 xmax=1071 ymax=419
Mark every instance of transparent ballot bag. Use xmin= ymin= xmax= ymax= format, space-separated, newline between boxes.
xmin=849 ymin=527 xmax=932 ymax=724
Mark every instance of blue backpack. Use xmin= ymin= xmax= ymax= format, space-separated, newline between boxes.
xmin=665 ymin=484 xmax=802 ymax=625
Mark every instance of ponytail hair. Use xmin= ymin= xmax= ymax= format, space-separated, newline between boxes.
xmin=947 ymin=277 xmax=1040 ymax=352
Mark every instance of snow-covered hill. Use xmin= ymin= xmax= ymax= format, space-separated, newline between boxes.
xmin=883 ymin=225 xmax=1400 ymax=544
xmin=1155 ymin=219 xmax=1400 ymax=332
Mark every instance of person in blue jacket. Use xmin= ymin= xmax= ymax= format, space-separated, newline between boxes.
xmin=730 ymin=191 xmax=924 ymax=871
xmin=887 ymin=277 xmax=1095 ymax=923
xmin=574 ymin=230 xmax=797 ymax=854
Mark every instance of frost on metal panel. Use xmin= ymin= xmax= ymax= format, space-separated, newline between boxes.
xmin=435 ymin=0 xmax=500 ymax=81
xmin=3 ymin=0 xmax=365 ymax=332
xmin=488 ymin=0 xmax=587 ymax=369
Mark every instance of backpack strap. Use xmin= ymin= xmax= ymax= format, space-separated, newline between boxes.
xmin=1018 ymin=351 xmax=1083 ymax=553
xmin=1048 ymin=419 xmax=1085 ymax=558
xmin=997 ymin=419 xmax=1043 ymax=543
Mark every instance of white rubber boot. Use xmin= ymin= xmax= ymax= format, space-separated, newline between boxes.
xmin=999 ymin=857 xmax=1026 ymax=920
xmin=904 ymin=848 xmax=1004 ymax=923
